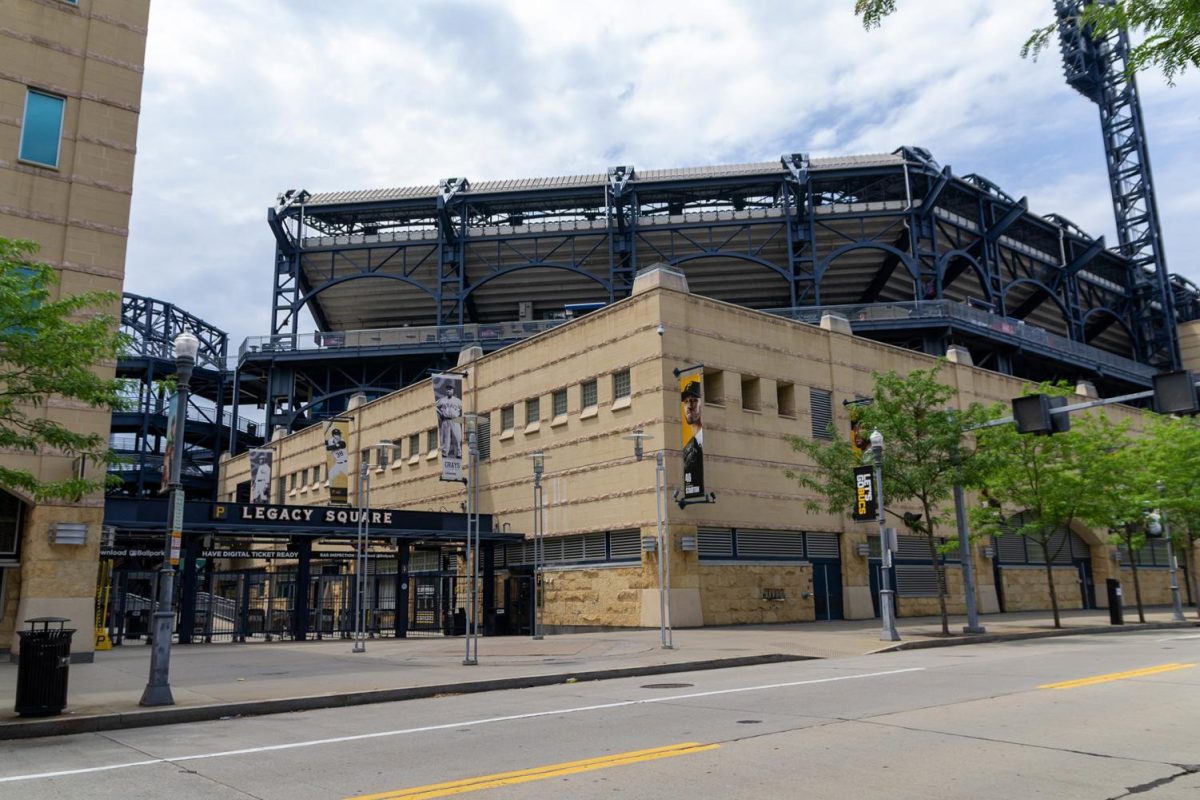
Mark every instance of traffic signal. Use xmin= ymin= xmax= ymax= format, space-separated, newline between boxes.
xmin=1152 ymin=370 xmax=1199 ymax=415
xmin=1012 ymin=394 xmax=1070 ymax=435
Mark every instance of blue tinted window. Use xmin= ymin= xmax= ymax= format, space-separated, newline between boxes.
xmin=19 ymin=90 xmax=66 ymax=168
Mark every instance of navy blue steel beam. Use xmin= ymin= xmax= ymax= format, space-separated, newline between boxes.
xmin=1056 ymin=0 xmax=1179 ymax=368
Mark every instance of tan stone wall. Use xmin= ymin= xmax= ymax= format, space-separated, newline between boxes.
xmin=1119 ymin=567 xmax=1174 ymax=606
xmin=543 ymin=566 xmax=645 ymax=628
xmin=219 ymin=284 xmax=1151 ymax=627
xmin=999 ymin=566 xmax=1083 ymax=612
xmin=696 ymin=563 xmax=814 ymax=625
xmin=0 ymin=0 xmax=149 ymax=654
xmin=896 ymin=566 xmax=966 ymax=618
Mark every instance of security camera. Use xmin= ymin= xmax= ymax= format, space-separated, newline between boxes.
xmin=656 ymin=324 xmax=665 ymax=336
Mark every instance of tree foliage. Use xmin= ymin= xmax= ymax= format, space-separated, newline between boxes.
xmin=787 ymin=364 xmax=991 ymax=635
xmin=0 ymin=238 xmax=128 ymax=500
xmin=1137 ymin=414 xmax=1200 ymax=617
xmin=855 ymin=0 xmax=1200 ymax=83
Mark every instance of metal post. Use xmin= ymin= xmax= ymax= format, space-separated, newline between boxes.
xmin=1158 ymin=482 xmax=1187 ymax=622
xmin=141 ymin=330 xmax=199 ymax=707
xmin=656 ymin=450 xmax=673 ymax=649
xmin=353 ymin=459 xmax=368 ymax=653
xmin=531 ymin=452 xmax=545 ymax=640
xmin=871 ymin=429 xmax=901 ymax=642
xmin=954 ymin=482 xmax=986 ymax=634
xmin=463 ymin=416 xmax=479 ymax=665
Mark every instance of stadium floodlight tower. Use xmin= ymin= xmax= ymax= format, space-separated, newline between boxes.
xmin=1055 ymin=0 xmax=1179 ymax=370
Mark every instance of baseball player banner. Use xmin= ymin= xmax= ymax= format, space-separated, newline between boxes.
xmin=679 ymin=368 xmax=705 ymax=498
xmin=160 ymin=391 xmax=179 ymax=493
xmin=324 ymin=418 xmax=351 ymax=504
xmin=432 ymin=373 xmax=463 ymax=482
xmin=248 ymin=448 xmax=273 ymax=505
xmin=852 ymin=465 xmax=877 ymax=521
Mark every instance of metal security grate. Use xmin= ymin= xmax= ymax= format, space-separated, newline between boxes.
xmin=895 ymin=563 xmax=939 ymax=596
xmin=810 ymin=388 xmax=832 ymax=440
xmin=736 ymin=529 xmax=804 ymax=559
xmin=608 ymin=530 xmax=641 ymax=560
xmin=698 ymin=528 xmax=733 ymax=559
xmin=805 ymin=532 xmax=840 ymax=559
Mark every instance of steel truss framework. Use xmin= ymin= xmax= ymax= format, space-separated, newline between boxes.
xmin=115 ymin=293 xmax=256 ymax=498
xmin=1056 ymin=0 xmax=1180 ymax=366
xmin=257 ymin=147 xmax=1196 ymax=434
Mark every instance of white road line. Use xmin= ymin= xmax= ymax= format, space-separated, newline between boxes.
xmin=0 ymin=666 xmax=923 ymax=784
xmin=1157 ymin=634 xmax=1200 ymax=641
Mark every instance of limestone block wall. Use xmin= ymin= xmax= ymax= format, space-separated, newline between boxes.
xmin=1118 ymin=568 xmax=1174 ymax=606
xmin=696 ymin=563 xmax=814 ymax=625
xmin=999 ymin=565 xmax=1083 ymax=611
xmin=543 ymin=566 xmax=645 ymax=628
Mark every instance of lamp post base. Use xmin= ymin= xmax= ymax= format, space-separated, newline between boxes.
xmin=139 ymin=683 xmax=174 ymax=707
xmin=963 ymin=625 xmax=987 ymax=635
xmin=879 ymin=589 xmax=901 ymax=642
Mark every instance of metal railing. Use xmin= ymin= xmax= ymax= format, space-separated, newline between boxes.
xmin=766 ymin=300 xmax=1157 ymax=381
xmin=239 ymin=319 xmax=568 ymax=360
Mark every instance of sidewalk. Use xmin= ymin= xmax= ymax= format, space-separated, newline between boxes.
xmin=2 ymin=608 xmax=1195 ymax=739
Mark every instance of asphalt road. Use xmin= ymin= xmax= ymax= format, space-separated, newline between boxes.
xmin=3 ymin=630 xmax=1198 ymax=799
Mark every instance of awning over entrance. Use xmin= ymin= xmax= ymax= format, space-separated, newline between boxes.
xmin=103 ymin=497 xmax=524 ymax=544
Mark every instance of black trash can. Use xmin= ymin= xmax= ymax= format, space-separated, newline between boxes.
xmin=1106 ymin=578 xmax=1124 ymax=625
xmin=14 ymin=617 xmax=75 ymax=717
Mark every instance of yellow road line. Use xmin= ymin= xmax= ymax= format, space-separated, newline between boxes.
xmin=1039 ymin=662 xmax=1195 ymax=690
xmin=349 ymin=741 xmax=719 ymax=800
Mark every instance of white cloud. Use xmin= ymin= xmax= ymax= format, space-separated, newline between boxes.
xmin=125 ymin=0 xmax=1200 ymax=346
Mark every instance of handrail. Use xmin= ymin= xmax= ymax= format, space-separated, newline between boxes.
xmin=239 ymin=319 xmax=568 ymax=360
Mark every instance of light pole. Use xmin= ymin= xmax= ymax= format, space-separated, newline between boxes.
xmin=141 ymin=329 xmax=199 ymax=707
xmin=353 ymin=440 xmax=392 ymax=654
xmin=1157 ymin=482 xmax=1187 ymax=622
xmin=463 ymin=416 xmax=479 ymax=665
xmin=529 ymin=452 xmax=547 ymax=640
xmin=871 ymin=429 xmax=901 ymax=642
xmin=624 ymin=429 xmax=672 ymax=648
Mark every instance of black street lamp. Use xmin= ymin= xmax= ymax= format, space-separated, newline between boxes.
xmin=140 ymin=329 xmax=199 ymax=706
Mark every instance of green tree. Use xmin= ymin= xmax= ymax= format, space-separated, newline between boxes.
xmin=0 ymin=238 xmax=128 ymax=500
xmin=973 ymin=387 xmax=1110 ymax=628
xmin=1139 ymin=413 xmax=1200 ymax=617
xmin=854 ymin=0 xmax=1200 ymax=83
xmin=787 ymin=364 xmax=991 ymax=635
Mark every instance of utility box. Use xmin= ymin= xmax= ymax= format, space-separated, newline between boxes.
xmin=1105 ymin=579 xmax=1124 ymax=625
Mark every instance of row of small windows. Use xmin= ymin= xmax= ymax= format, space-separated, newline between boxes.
xmin=500 ymin=371 xmax=628 ymax=433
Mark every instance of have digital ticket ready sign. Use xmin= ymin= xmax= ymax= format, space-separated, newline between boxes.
xmin=852 ymin=465 xmax=878 ymax=521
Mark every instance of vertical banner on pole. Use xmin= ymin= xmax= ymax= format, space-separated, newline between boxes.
xmin=852 ymin=465 xmax=877 ymax=521
xmin=679 ymin=368 xmax=705 ymax=498
xmin=324 ymin=418 xmax=351 ymax=504
xmin=160 ymin=392 xmax=178 ymax=493
xmin=248 ymin=448 xmax=273 ymax=505
xmin=433 ymin=373 xmax=463 ymax=482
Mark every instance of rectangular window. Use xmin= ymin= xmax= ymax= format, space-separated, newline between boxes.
xmin=552 ymin=388 xmax=568 ymax=417
xmin=703 ymin=371 xmax=724 ymax=406
xmin=612 ymin=369 xmax=631 ymax=400
xmin=741 ymin=375 xmax=761 ymax=411
xmin=289 ymin=472 xmax=297 ymax=490
xmin=777 ymin=381 xmax=795 ymax=417
xmin=581 ymin=378 xmax=598 ymax=409
xmin=391 ymin=442 xmax=403 ymax=466
xmin=501 ymin=405 xmax=515 ymax=431
xmin=313 ymin=464 xmax=322 ymax=483
xmin=360 ymin=449 xmax=370 ymax=469
xmin=426 ymin=428 xmax=437 ymax=454
xmin=19 ymin=90 xmax=66 ymax=168
xmin=300 ymin=468 xmax=309 ymax=487
xmin=0 ymin=495 xmax=21 ymax=558
xmin=525 ymin=397 xmax=540 ymax=425
xmin=810 ymin=388 xmax=833 ymax=440
xmin=408 ymin=433 xmax=421 ymax=460
xmin=376 ymin=446 xmax=389 ymax=469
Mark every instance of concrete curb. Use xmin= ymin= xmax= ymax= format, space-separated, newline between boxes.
xmin=0 ymin=653 xmax=811 ymax=741
xmin=873 ymin=619 xmax=1200 ymax=653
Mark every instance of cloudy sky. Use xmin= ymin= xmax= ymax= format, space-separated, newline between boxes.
xmin=125 ymin=0 xmax=1200 ymax=348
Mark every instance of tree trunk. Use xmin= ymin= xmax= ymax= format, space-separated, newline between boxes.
xmin=1186 ymin=539 xmax=1199 ymax=619
xmin=1125 ymin=529 xmax=1145 ymax=623
xmin=925 ymin=530 xmax=949 ymax=636
xmin=1039 ymin=535 xmax=1061 ymax=628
